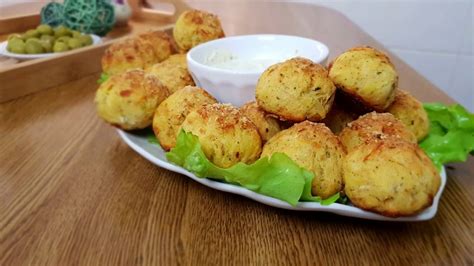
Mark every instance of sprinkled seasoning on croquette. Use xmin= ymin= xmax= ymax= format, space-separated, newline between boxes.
xmin=95 ymin=69 xmax=169 ymax=130
xmin=153 ymin=86 xmax=217 ymax=151
xmin=173 ymin=10 xmax=225 ymax=52
xmin=181 ymin=103 xmax=262 ymax=168
xmin=328 ymin=46 xmax=398 ymax=111
xmin=339 ymin=112 xmax=416 ymax=152
xmin=261 ymin=121 xmax=345 ymax=199
xmin=256 ymin=57 xmax=336 ymax=122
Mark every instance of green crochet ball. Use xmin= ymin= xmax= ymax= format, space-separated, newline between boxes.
xmin=40 ymin=2 xmax=64 ymax=27
xmin=63 ymin=0 xmax=115 ymax=36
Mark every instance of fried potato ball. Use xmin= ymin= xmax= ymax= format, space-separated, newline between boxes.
xmin=328 ymin=46 xmax=398 ymax=111
xmin=261 ymin=121 xmax=345 ymax=199
xmin=387 ymin=90 xmax=429 ymax=141
xmin=102 ymin=38 xmax=156 ymax=75
xmin=146 ymin=54 xmax=195 ymax=93
xmin=256 ymin=57 xmax=336 ymax=122
xmin=136 ymin=30 xmax=173 ymax=63
xmin=343 ymin=139 xmax=441 ymax=217
xmin=339 ymin=112 xmax=416 ymax=152
xmin=240 ymin=101 xmax=282 ymax=143
xmin=321 ymin=101 xmax=359 ymax=134
xmin=153 ymin=86 xmax=217 ymax=151
xmin=173 ymin=9 xmax=225 ymax=52
xmin=95 ymin=69 xmax=169 ymax=130
xmin=181 ymin=103 xmax=262 ymax=168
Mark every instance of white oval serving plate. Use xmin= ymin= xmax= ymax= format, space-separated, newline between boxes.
xmin=117 ymin=129 xmax=447 ymax=222
xmin=0 ymin=34 xmax=102 ymax=60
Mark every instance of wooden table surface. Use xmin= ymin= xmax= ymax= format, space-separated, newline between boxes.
xmin=1 ymin=2 xmax=473 ymax=265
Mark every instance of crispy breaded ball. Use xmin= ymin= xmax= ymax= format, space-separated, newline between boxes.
xmin=261 ymin=121 xmax=345 ymax=199
xmin=387 ymin=90 xmax=429 ymax=141
xmin=102 ymin=38 xmax=161 ymax=75
xmin=181 ymin=103 xmax=262 ymax=168
xmin=153 ymin=86 xmax=217 ymax=151
xmin=136 ymin=30 xmax=173 ymax=63
xmin=240 ymin=101 xmax=282 ymax=143
xmin=161 ymin=53 xmax=187 ymax=68
xmin=95 ymin=69 xmax=169 ymax=130
xmin=328 ymin=46 xmax=398 ymax=111
xmin=146 ymin=54 xmax=195 ymax=93
xmin=321 ymin=101 xmax=359 ymax=134
xmin=343 ymin=139 xmax=441 ymax=217
xmin=173 ymin=9 xmax=225 ymax=52
xmin=339 ymin=112 xmax=416 ymax=152
xmin=256 ymin=57 xmax=336 ymax=122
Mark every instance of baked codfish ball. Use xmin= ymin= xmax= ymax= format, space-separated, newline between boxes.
xmin=387 ymin=90 xmax=429 ymax=141
xmin=256 ymin=57 xmax=336 ymax=122
xmin=173 ymin=9 xmax=225 ymax=52
xmin=95 ymin=69 xmax=169 ymax=130
xmin=153 ymin=86 xmax=217 ymax=151
xmin=160 ymin=53 xmax=187 ymax=69
xmin=261 ymin=121 xmax=345 ymax=199
xmin=137 ymin=31 xmax=172 ymax=63
xmin=343 ymin=139 xmax=440 ymax=217
xmin=101 ymin=38 xmax=158 ymax=75
xmin=240 ymin=101 xmax=282 ymax=143
xmin=328 ymin=46 xmax=398 ymax=111
xmin=321 ymin=101 xmax=359 ymax=134
xmin=181 ymin=104 xmax=262 ymax=168
xmin=146 ymin=54 xmax=195 ymax=93
xmin=339 ymin=112 xmax=416 ymax=152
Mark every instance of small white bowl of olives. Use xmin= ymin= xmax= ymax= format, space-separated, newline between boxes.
xmin=0 ymin=24 xmax=102 ymax=60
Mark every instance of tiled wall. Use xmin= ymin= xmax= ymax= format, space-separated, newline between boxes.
xmin=301 ymin=0 xmax=473 ymax=111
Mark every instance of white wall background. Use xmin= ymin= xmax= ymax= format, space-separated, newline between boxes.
xmin=1 ymin=0 xmax=472 ymax=110
xmin=298 ymin=0 xmax=473 ymax=111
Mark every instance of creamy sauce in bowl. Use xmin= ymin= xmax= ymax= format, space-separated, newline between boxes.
xmin=204 ymin=49 xmax=300 ymax=72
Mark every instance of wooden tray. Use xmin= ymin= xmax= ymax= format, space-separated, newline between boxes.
xmin=0 ymin=0 xmax=176 ymax=103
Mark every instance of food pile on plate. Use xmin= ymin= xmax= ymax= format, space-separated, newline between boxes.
xmin=6 ymin=25 xmax=93 ymax=54
xmin=95 ymin=9 xmax=472 ymax=217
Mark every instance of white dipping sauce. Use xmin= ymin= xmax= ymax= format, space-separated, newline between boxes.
xmin=204 ymin=49 xmax=299 ymax=72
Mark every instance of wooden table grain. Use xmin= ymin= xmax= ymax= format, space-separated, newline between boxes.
xmin=1 ymin=2 xmax=473 ymax=265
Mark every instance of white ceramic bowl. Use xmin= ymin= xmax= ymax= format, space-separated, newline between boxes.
xmin=187 ymin=34 xmax=329 ymax=107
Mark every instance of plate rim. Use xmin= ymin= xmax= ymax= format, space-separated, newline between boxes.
xmin=0 ymin=34 xmax=102 ymax=60
xmin=117 ymin=129 xmax=447 ymax=222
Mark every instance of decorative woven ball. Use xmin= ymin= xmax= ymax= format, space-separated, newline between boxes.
xmin=40 ymin=2 xmax=64 ymax=27
xmin=63 ymin=0 xmax=115 ymax=36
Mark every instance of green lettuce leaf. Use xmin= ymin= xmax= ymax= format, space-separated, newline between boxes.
xmin=97 ymin=73 xmax=109 ymax=84
xmin=420 ymin=103 xmax=474 ymax=169
xmin=165 ymin=130 xmax=340 ymax=206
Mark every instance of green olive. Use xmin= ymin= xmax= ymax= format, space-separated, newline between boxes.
xmin=67 ymin=38 xmax=83 ymax=49
xmin=56 ymin=36 xmax=71 ymax=44
xmin=25 ymin=39 xmax=44 ymax=54
xmin=78 ymin=35 xmax=93 ymax=46
xmin=54 ymin=25 xmax=71 ymax=38
xmin=72 ymin=30 xmax=82 ymax=38
xmin=25 ymin=29 xmax=40 ymax=38
xmin=53 ymin=41 xmax=69 ymax=53
xmin=18 ymin=34 xmax=29 ymax=40
xmin=40 ymin=35 xmax=55 ymax=43
xmin=7 ymin=37 xmax=24 ymax=51
xmin=8 ymin=42 xmax=26 ymax=54
xmin=7 ymin=34 xmax=23 ymax=41
xmin=37 ymin=24 xmax=53 ymax=35
xmin=40 ymin=39 xmax=53 ymax=52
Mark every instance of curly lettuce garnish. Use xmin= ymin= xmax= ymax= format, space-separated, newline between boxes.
xmin=164 ymin=130 xmax=340 ymax=206
xmin=419 ymin=103 xmax=474 ymax=169
xmin=97 ymin=73 xmax=109 ymax=84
